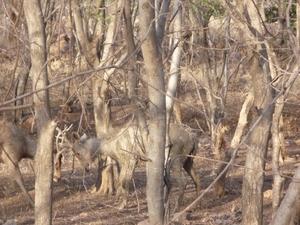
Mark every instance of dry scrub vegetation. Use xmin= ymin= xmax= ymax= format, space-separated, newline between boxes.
xmin=1 ymin=54 xmax=300 ymax=224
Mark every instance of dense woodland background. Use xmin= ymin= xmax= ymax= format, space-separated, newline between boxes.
xmin=1 ymin=0 xmax=300 ymax=224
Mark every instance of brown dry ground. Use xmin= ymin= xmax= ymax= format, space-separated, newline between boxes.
xmin=1 ymin=60 xmax=300 ymax=225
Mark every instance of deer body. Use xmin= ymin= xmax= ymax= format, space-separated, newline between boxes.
xmin=0 ymin=122 xmax=36 ymax=206
xmin=71 ymin=125 xmax=145 ymax=209
xmin=0 ymin=122 xmax=60 ymax=206
xmin=68 ymin=123 xmax=200 ymax=210
xmin=168 ymin=123 xmax=200 ymax=211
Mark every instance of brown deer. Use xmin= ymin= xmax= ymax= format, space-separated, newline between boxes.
xmin=56 ymin=123 xmax=200 ymax=211
xmin=166 ymin=123 xmax=200 ymax=212
xmin=0 ymin=121 xmax=61 ymax=206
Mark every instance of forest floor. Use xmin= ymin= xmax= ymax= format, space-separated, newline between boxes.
xmin=1 ymin=61 xmax=300 ymax=225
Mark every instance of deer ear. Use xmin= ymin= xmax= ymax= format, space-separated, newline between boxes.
xmin=80 ymin=133 xmax=88 ymax=142
xmin=71 ymin=132 xmax=80 ymax=141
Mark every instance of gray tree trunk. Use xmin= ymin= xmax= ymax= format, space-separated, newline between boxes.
xmin=139 ymin=0 xmax=166 ymax=224
xmin=271 ymin=96 xmax=285 ymax=218
xmin=298 ymin=1 xmax=300 ymax=46
xmin=242 ymin=53 xmax=274 ymax=225
xmin=220 ymin=1 xmax=275 ymax=224
xmin=92 ymin=0 xmax=120 ymax=195
xmin=214 ymin=90 xmax=254 ymax=197
xmin=123 ymin=0 xmax=148 ymax=134
xmin=271 ymin=166 xmax=300 ymax=225
xmin=156 ymin=0 xmax=170 ymax=47
xmin=23 ymin=1 xmax=56 ymax=224
xmin=14 ymin=72 xmax=29 ymax=120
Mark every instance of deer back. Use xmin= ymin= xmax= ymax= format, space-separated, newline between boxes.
xmin=0 ymin=122 xmax=36 ymax=162
xmin=169 ymin=123 xmax=199 ymax=157
xmin=100 ymin=125 xmax=146 ymax=161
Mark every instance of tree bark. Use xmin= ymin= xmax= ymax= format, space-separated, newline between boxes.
xmin=214 ymin=90 xmax=254 ymax=196
xmin=123 ymin=0 xmax=148 ymax=134
xmin=92 ymin=0 xmax=119 ymax=195
xmin=271 ymin=166 xmax=300 ymax=225
xmin=156 ymin=0 xmax=170 ymax=47
xmin=220 ymin=1 xmax=276 ymax=224
xmin=271 ymin=96 xmax=285 ymax=218
xmin=242 ymin=53 xmax=274 ymax=225
xmin=23 ymin=1 xmax=55 ymax=224
xmin=14 ymin=73 xmax=29 ymax=120
xmin=165 ymin=0 xmax=182 ymax=163
xmin=297 ymin=1 xmax=300 ymax=46
xmin=139 ymin=0 xmax=166 ymax=224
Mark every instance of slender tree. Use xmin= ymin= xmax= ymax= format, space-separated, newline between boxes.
xmin=221 ymin=1 xmax=275 ymax=224
xmin=72 ymin=0 xmax=120 ymax=195
xmin=139 ymin=0 xmax=166 ymax=224
xmin=23 ymin=1 xmax=57 ymax=224
xmin=165 ymin=0 xmax=182 ymax=142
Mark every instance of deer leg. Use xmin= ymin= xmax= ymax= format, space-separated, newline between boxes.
xmin=183 ymin=158 xmax=200 ymax=195
xmin=183 ymin=158 xmax=201 ymax=209
xmin=115 ymin=160 xmax=135 ymax=210
xmin=171 ymin=160 xmax=188 ymax=212
xmin=6 ymin=160 xmax=34 ymax=206
xmin=96 ymin=156 xmax=115 ymax=196
xmin=89 ymin=156 xmax=102 ymax=194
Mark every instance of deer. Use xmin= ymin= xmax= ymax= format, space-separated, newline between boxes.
xmin=165 ymin=123 xmax=201 ymax=212
xmin=0 ymin=121 xmax=62 ymax=206
xmin=54 ymin=122 xmax=200 ymax=211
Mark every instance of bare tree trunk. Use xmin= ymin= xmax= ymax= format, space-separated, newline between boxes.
xmin=14 ymin=54 xmax=30 ymax=122
xmin=279 ymin=115 xmax=287 ymax=161
xmin=214 ymin=90 xmax=254 ymax=196
xmin=276 ymin=0 xmax=286 ymax=46
xmin=268 ymin=45 xmax=291 ymax=218
xmin=271 ymin=96 xmax=285 ymax=218
xmin=242 ymin=53 xmax=274 ymax=225
xmin=269 ymin=0 xmax=300 ymax=222
xmin=92 ymin=0 xmax=119 ymax=195
xmin=220 ymin=1 xmax=276 ymax=224
xmin=271 ymin=166 xmax=300 ymax=225
xmin=123 ymin=0 xmax=148 ymax=133
xmin=289 ymin=198 xmax=300 ymax=225
xmin=156 ymin=0 xmax=171 ymax=47
xmin=297 ymin=1 xmax=300 ymax=46
xmin=165 ymin=0 xmax=182 ymax=163
xmin=14 ymin=73 xmax=29 ymax=120
xmin=139 ymin=0 xmax=166 ymax=224
xmin=23 ymin=1 xmax=56 ymax=224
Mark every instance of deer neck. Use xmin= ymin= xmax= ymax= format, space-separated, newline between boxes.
xmin=88 ymin=138 xmax=102 ymax=159
xmin=25 ymin=137 xmax=37 ymax=158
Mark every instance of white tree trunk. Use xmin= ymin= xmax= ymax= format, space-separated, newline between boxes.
xmin=165 ymin=0 xmax=182 ymax=163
